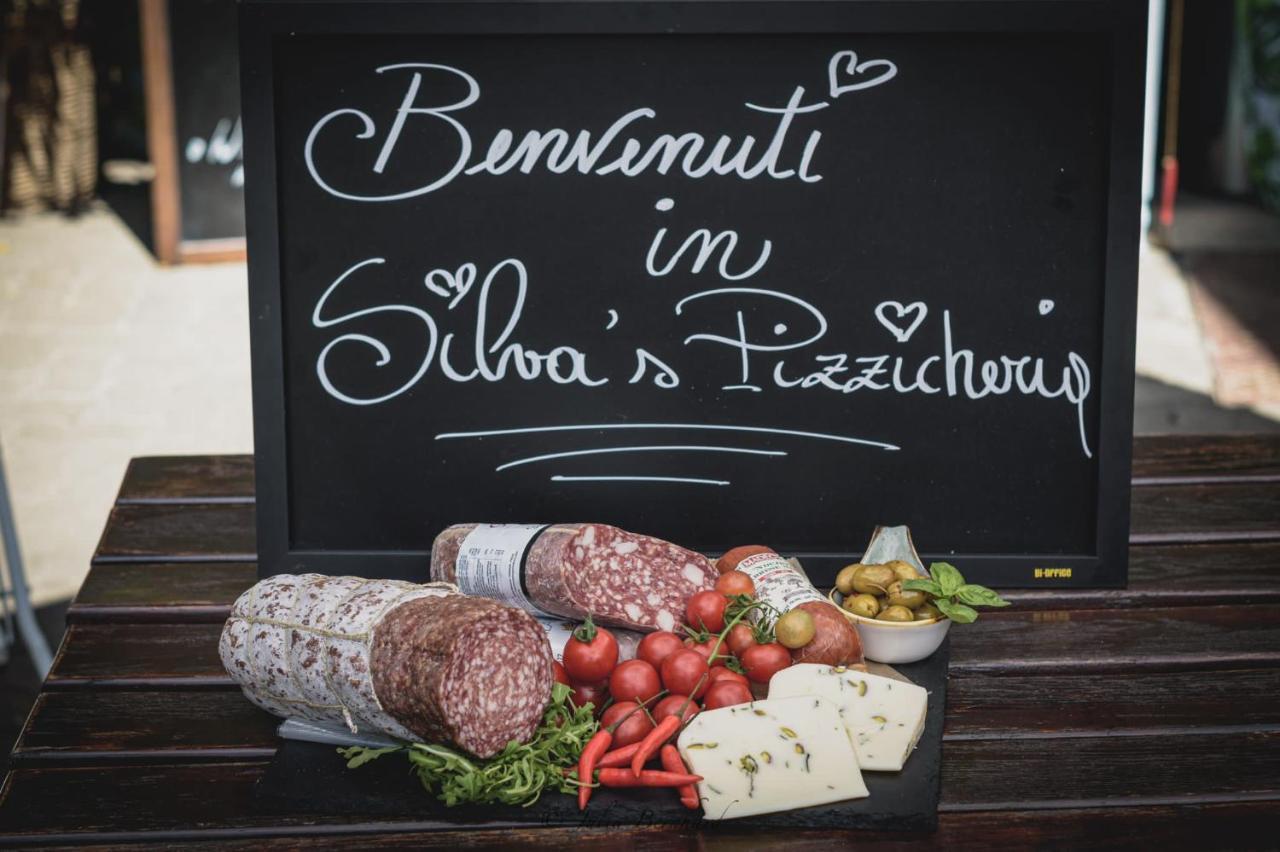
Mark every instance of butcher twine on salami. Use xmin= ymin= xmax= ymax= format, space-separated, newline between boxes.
xmin=219 ymin=574 xmax=554 ymax=758
xmin=430 ymin=523 xmax=717 ymax=633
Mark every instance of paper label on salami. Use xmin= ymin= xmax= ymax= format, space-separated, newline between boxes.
xmin=454 ymin=524 xmax=550 ymax=615
xmin=535 ymin=617 xmax=577 ymax=663
xmin=734 ymin=551 xmax=826 ymax=613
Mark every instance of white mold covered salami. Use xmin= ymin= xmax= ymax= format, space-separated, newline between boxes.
xmin=430 ymin=523 xmax=717 ymax=632
xmin=218 ymin=574 xmax=554 ymax=758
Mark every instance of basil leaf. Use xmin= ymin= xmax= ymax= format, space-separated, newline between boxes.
xmin=956 ymin=584 xmax=1010 ymax=608
xmin=935 ymin=598 xmax=979 ymax=624
xmin=902 ymin=578 xmax=942 ymax=597
xmin=929 ymin=562 xmax=965 ymax=597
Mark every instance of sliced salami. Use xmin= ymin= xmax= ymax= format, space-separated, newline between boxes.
xmin=219 ymin=574 xmax=553 ymax=758
xmin=431 ymin=523 xmax=717 ymax=632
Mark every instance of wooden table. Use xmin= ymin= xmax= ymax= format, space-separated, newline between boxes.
xmin=1 ymin=435 xmax=1278 ymax=847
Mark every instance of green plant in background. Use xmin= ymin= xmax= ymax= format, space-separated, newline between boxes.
xmin=1241 ymin=0 xmax=1280 ymax=211
xmin=903 ymin=563 xmax=1009 ymax=624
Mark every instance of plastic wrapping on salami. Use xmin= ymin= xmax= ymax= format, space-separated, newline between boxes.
xmin=218 ymin=574 xmax=554 ymax=758
xmin=431 ymin=523 xmax=717 ymax=632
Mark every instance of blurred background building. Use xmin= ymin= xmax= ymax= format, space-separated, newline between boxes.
xmin=0 ymin=0 xmax=1277 ymax=761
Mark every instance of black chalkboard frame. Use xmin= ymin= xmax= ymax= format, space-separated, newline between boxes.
xmin=241 ymin=0 xmax=1147 ymax=589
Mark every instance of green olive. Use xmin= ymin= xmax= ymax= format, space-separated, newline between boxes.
xmin=886 ymin=580 xmax=927 ymax=610
xmin=914 ymin=602 xmax=943 ymax=621
xmin=886 ymin=560 xmax=921 ymax=583
xmin=852 ymin=564 xmax=896 ymax=595
xmin=775 ymin=609 xmax=816 ymax=648
xmin=835 ymin=563 xmax=864 ymax=596
xmin=842 ymin=593 xmax=881 ymax=619
xmin=877 ymin=605 xmax=915 ymax=623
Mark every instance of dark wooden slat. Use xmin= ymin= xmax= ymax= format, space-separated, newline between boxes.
xmin=117 ymin=455 xmax=255 ymax=503
xmin=945 ymin=668 xmax=1280 ymax=739
xmin=11 ymin=803 xmax=1280 ymax=851
xmin=1129 ymin=482 xmax=1280 ymax=544
xmin=47 ymin=624 xmax=230 ymax=688
xmin=70 ymin=562 xmax=257 ymax=623
xmin=18 ymin=667 xmax=1280 ymax=768
xmin=65 ymin=541 xmax=1280 ymax=625
xmin=10 ymin=692 xmax=277 ymax=766
xmin=46 ymin=605 xmax=1280 ymax=688
xmin=1132 ymin=434 xmax=1280 ymax=483
xmin=948 ymin=605 xmax=1280 ymax=675
xmin=2 ymin=732 xmax=1278 ymax=842
xmin=93 ymin=504 xmax=256 ymax=562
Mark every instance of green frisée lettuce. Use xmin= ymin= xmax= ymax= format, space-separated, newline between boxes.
xmin=337 ymin=682 xmax=598 ymax=807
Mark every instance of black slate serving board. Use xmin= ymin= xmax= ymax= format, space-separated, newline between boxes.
xmin=254 ymin=641 xmax=947 ymax=831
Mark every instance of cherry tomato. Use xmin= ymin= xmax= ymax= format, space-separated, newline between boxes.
xmin=703 ymin=680 xmax=754 ymax=710
xmin=562 ymin=618 xmax=619 ymax=684
xmin=653 ymin=694 xmax=700 ymax=725
xmin=600 ymin=700 xmax=655 ymax=748
xmin=568 ymin=681 xmax=608 ymax=715
xmin=637 ymin=631 xmax=685 ymax=670
xmin=689 ymin=638 xmax=731 ymax=668
xmin=707 ymin=667 xmax=751 ymax=689
xmin=725 ymin=623 xmax=757 ymax=657
xmin=685 ymin=591 xmax=729 ymax=633
xmin=552 ymin=661 xmax=570 ymax=686
xmin=609 ymin=659 xmax=661 ymax=704
xmin=715 ymin=570 xmax=756 ymax=597
xmin=740 ymin=642 xmax=793 ymax=684
xmin=660 ymin=648 xmax=710 ymax=698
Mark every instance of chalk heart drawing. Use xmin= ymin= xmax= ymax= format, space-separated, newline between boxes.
xmin=875 ymin=301 xmax=928 ymax=343
xmin=1039 ymin=299 xmax=1055 ymax=316
xmin=828 ymin=50 xmax=899 ymax=98
xmin=424 ymin=264 xmax=477 ymax=309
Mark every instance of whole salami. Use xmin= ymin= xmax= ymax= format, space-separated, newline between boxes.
xmin=717 ymin=545 xmax=864 ymax=668
xmin=218 ymin=574 xmax=553 ymax=758
xmin=430 ymin=523 xmax=717 ymax=632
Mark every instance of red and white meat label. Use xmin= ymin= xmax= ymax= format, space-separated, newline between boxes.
xmin=734 ymin=551 xmax=826 ymax=613
xmin=454 ymin=523 xmax=549 ymax=616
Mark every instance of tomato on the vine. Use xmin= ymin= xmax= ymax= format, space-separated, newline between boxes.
xmin=653 ymin=694 xmax=699 ymax=725
xmin=685 ymin=591 xmax=729 ymax=633
xmin=714 ymin=570 xmax=756 ymax=597
xmin=660 ymin=648 xmax=710 ymax=698
xmin=600 ymin=701 xmax=655 ymax=748
xmin=552 ymin=661 xmax=570 ymax=686
xmin=637 ymin=630 xmax=684 ymax=670
xmin=568 ymin=681 xmax=607 ymax=715
xmin=688 ymin=638 xmax=731 ymax=668
xmin=609 ymin=659 xmax=662 ymax=704
xmin=707 ymin=667 xmax=750 ymax=689
xmin=562 ymin=616 xmax=619 ymax=684
xmin=740 ymin=642 xmax=792 ymax=684
xmin=703 ymin=679 xmax=753 ymax=710
xmin=724 ymin=622 xmax=757 ymax=657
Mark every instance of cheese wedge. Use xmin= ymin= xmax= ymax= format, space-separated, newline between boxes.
xmin=768 ymin=663 xmax=928 ymax=771
xmin=676 ymin=696 xmax=869 ymax=820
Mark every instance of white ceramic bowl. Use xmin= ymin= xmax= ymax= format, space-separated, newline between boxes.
xmin=828 ymin=588 xmax=951 ymax=664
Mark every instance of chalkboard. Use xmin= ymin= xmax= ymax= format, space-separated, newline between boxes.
xmin=141 ymin=0 xmax=245 ymax=262
xmin=241 ymin=1 xmax=1147 ymax=588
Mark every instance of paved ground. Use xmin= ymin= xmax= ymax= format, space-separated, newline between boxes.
xmin=0 ymin=202 xmax=1276 ymax=611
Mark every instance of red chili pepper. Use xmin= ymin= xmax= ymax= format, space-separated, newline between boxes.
xmin=596 ymin=768 xmax=703 ymax=788
xmin=576 ymin=693 xmax=663 ymax=810
xmin=596 ymin=741 xmax=644 ymax=769
xmin=661 ymin=744 xmax=699 ymax=810
xmin=630 ymin=714 xmax=681 ymax=777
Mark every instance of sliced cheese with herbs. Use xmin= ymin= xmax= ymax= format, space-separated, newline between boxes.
xmin=676 ymin=696 xmax=869 ymax=820
xmin=768 ymin=663 xmax=928 ymax=771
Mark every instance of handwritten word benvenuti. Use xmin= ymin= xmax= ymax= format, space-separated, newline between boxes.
xmin=303 ymin=53 xmax=1095 ymax=459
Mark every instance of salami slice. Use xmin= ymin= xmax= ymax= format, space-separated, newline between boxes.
xmin=218 ymin=574 xmax=554 ymax=758
xmin=430 ymin=523 xmax=717 ymax=632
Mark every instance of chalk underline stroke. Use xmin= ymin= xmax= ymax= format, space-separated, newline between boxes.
xmin=436 ymin=422 xmax=901 ymax=451
xmin=495 ymin=444 xmax=785 ymax=472
xmin=551 ymin=475 xmax=729 ymax=486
